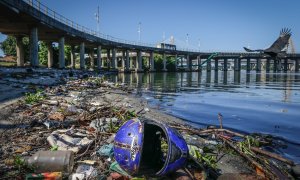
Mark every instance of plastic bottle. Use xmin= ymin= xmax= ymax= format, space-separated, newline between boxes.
xmin=27 ymin=150 xmax=74 ymax=174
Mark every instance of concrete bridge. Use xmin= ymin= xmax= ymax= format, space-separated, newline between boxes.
xmin=0 ymin=0 xmax=299 ymax=72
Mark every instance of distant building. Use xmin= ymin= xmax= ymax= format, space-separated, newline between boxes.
xmin=156 ymin=43 xmax=176 ymax=50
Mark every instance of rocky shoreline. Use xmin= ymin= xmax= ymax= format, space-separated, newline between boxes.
xmin=0 ymin=67 xmax=299 ymax=179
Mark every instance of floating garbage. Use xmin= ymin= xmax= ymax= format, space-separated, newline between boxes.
xmin=26 ymin=151 xmax=74 ymax=174
xmin=114 ymin=118 xmax=188 ymax=176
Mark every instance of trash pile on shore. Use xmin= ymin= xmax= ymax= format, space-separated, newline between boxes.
xmin=0 ymin=68 xmax=299 ymax=179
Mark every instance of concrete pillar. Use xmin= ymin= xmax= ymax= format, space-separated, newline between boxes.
xmin=30 ymin=27 xmax=39 ymax=67
xmin=107 ymin=49 xmax=111 ymax=68
xmin=47 ymin=42 xmax=53 ymax=68
xmin=175 ymin=54 xmax=178 ymax=71
xmin=89 ymin=48 xmax=94 ymax=69
xmin=234 ymin=58 xmax=240 ymax=71
xmin=214 ymin=59 xmax=218 ymax=71
xmin=295 ymin=59 xmax=299 ymax=72
xmin=223 ymin=58 xmax=228 ymax=71
xmin=80 ymin=42 xmax=85 ymax=69
xmin=273 ymin=59 xmax=277 ymax=72
xmin=256 ymin=59 xmax=261 ymax=71
xmin=283 ymin=59 xmax=288 ymax=72
xmin=16 ymin=36 xmax=24 ymax=66
xmin=266 ymin=59 xmax=270 ymax=72
xmin=197 ymin=55 xmax=201 ymax=71
xmin=125 ymin=50 xmax=130 ymax=71
xmin=186 ymin=54 xmax=191 ymax=71
xmin=121 ymin=50 xmax=125 ymax=69
xmin=111 ymin=48 xmax=117 ymax=69
xmin=277 ymin=59 xmax=282 ymax=71
xmin=150 ymin=51 xmax=155 ymax=71
xmin=136 ymin=50 xmax=143 ymax=72
xmin=207 ymin=58 xmax=211 ymax=72
xmin=58 ymin=37 xmax=65 ymax=69
xmin=70 ymin=45 xmax=75 ymax=69
xmin=162 ymin=53 xmax=167 ymax=71
xmin=97 ymin=46 xmax=102 ymax=70
xmin=246 ymin=58 xmax=251 ymax=72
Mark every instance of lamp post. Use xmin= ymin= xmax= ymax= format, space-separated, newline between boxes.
xmin=95 ymin=6 xmax=100 ymax=33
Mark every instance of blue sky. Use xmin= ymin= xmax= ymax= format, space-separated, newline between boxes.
xmin=1 ymin=0 xmax=300 ymax=56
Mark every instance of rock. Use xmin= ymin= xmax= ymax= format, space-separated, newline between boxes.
xmin=48 ymin=112 xmax=65 ymax=121
xmin=65 ymin=105 xmax=78 ymax=116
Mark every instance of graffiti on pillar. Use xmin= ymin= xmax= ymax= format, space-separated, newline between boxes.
xmin=243 ymin=28 xmax=292 ymax=59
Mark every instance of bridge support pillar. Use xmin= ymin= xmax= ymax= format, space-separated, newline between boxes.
xmin=234 ymin=58 xmax=240 ymax=71
xmin=106 ymin=49 xmax=111 ymax=68
xmin=295 ymin=59 xmax=299 ymax=72
xmin=111 ymin=48 xmax=117 ymax=70
xmin=89 ymin=48 xmax=94 ymax=69
xmin=80 ymin=42 xmax=85 ymax=69
xmin=125 ymin=50 xmax=130 ymax=72
xmin=214 ymin=59 xmax=218 ymax=71
xmin=58 ymin=37 xmax=65 ymax=69
xmin=16 ymin=36 xmax=24 ymax=67
xmin=47 ymin=42 xmax=53 ymax=68
xmin=30 ymin=27 xmax=39 ymax=67
xmin=121 ymin=50 xmax=125 ymax=70
xmin=186 ymin=54 xmax=191 ymax=71
xmin=223 ymin=58 xmax=228 ymax=71
xmin=277 ymin=59 xmax=282 ymax=71
xmin=150 ymin=52 xmax=155 ymax=72
xmin=266 ymin=59 xmax=270 ymax=72
xmin=283 ymin=59 xmax=288 ymax=72
xmin=207 ymin=58 xmax=211 ymax=72
xmin=246 ymin=58 xmax=251 ymax=72
xmin=197 ymin=55 xmax=201 ymax=71
xmin=97 ymin=46 xmax=102 ymax=70
xmin=70 ymin=45 xmax=75 ymax=69
xmin=162 ymin=53 xmax=167 ymax=71
xmin=256 ymin=59 xmax=261 ymax=71
xmin=136 ymin=51 xmax=143 ymax=72
xmin=175 ymin=54 xmax=178 ymax=71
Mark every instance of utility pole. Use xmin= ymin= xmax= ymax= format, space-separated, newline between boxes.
xmin=95 ymin=6 xmax=100 ymax=33
xmin=138 ymin=22 xmax=141 ymax=43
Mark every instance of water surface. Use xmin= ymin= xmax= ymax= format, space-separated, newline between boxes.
xmin=109 ymin=70 xmax=300 ymax=162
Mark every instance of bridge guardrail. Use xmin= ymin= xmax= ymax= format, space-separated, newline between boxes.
xmin=23 ymin=0 xmax=299 ymax=55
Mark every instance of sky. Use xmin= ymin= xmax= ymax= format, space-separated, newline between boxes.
xmin=1 ymin=0 xmax=300 ymax=56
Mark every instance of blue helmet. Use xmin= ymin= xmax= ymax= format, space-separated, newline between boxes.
xmin=114 ymin=118 xmax=188 ymax=176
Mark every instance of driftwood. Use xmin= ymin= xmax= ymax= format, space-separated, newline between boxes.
xmin=219 ymin=136 xmax=276 ymax=179
xmin=250 ymin=146 xmax=294 ymax=166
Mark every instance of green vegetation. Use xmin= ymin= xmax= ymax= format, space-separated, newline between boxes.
xmin=0 ymin=36 xmax=30 ymax=62
xmin=0 ymin=61 xmax=16 ymax=67
xmin=238 ymin=135 xmax=260 ymax=157
xmin=24 ymin=89 xmax=45 ymax=104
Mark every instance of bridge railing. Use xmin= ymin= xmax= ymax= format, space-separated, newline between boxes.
xmin=24 ymin=0 xmax=159 ymax=48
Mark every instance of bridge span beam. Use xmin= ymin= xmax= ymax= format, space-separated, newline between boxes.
xmin=30 ymin=27 xmax=39 ymax=67
xmin=16 ymin=36 xmax=24 ymax=67
xmin=59 ymin=37 xmax=65 ymax=69
xmin=80 ymin=42 xmax=85 ymax=69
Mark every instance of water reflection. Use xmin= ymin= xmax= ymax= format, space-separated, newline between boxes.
xmin=111 ymin=71 xmax=300 ymax=162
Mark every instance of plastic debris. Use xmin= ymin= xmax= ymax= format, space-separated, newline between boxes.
xmin=47 ymin=128 xmax=93 ymax=153
xmin=109 ymin=161 xmax=130 ymax=177
xmin=75 ymin=164 xmax=98 ymax=179
xmin=97 ymin=143 xmax=114 ymax=157
xmin=27 ymin=151 xmax=74 ymax=174
xmin=25 ymin=172 xmax=62 ymax=180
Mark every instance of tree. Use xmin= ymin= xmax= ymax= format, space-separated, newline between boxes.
xmin=0 ymin=36 xmax=30 ymax=62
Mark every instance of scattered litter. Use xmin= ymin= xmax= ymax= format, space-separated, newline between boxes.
xmin=97 ymin=144 xmax=114 ymax=157
xmin=47 ymin=128 xmax=93 ymax=153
